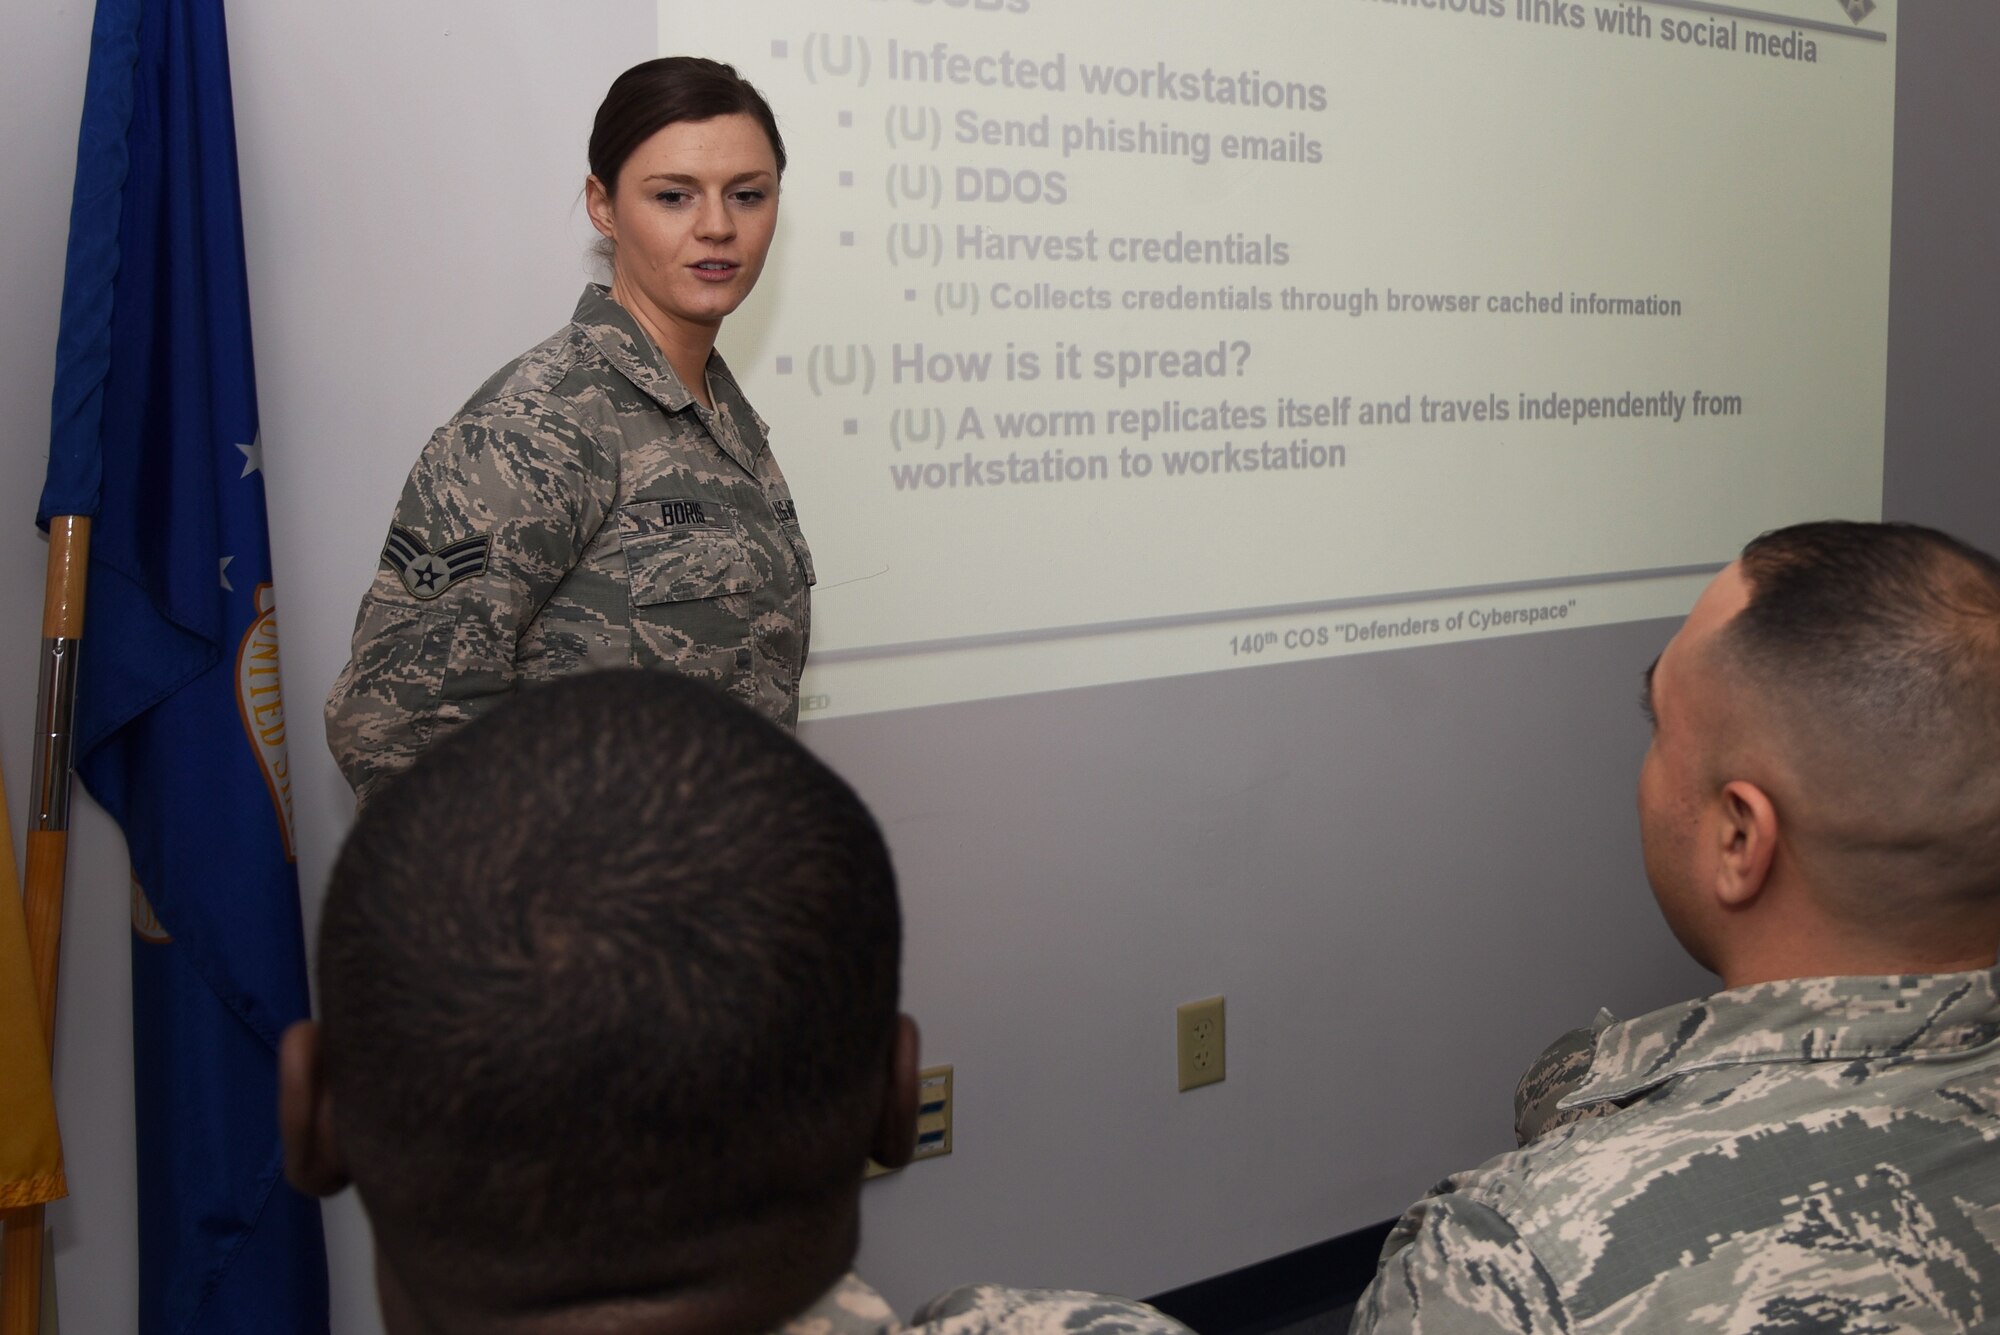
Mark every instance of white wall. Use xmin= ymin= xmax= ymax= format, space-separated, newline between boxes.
xmin=2 ymin=4 xmax=1994 ymax=1333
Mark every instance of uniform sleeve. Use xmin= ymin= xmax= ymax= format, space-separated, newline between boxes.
xmin=325 ymin=393 xmax=612 ymax=802
xmin=1350 ymin=1196 xmax=1571 ymax=1335
xmin=909 ymin=1286 xmax=1195 ymax=1335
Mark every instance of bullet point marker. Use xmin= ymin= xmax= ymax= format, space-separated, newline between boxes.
xmin=771 ymin=40 xmax=788 ymax=57
xmin=839 ymin=110 xmax=853 ymax=128
xmin=905 ymin=289 xmax=917 ymax=302
xmin=844 ymin=419 xmax=859 ymax=435
xmin=839 ymin=171 xmax=854 ymax=188
xmin=775 ymin=356 xmax=794 ymax=375
xmin=840 ymin=231 xmax=855 ymax=247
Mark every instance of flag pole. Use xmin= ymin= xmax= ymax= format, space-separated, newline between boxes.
xmin=1 ymin=515 xmax=91 ymax=1335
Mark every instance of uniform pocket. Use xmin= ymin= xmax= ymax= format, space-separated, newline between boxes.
xmin=325 ymin=594 xmax=457 ymax=791
xmin=617 ymin=502 xmax=762 ymax=604
xmin=334 ymin=595 xmax=456 ymax=716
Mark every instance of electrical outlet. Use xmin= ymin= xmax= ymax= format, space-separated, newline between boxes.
xmin=912 ymin=1064 xmax=953 ymax=1160
xmin=1176 ymin=996 xmax=1226 ymax=1091
xmin=865 ymin=1063 xmax=953 ymax=1179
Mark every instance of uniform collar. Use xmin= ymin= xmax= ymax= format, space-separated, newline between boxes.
xmin=572 ymin=283 xmax=705 ymax=415
xmin=772 ymin=1274 xmax=898 ymax=1335
xmin=1560 ymin=968 xmax=2000 ymax=1110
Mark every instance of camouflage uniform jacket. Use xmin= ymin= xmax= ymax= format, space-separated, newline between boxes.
xmin=779 ymin=1273 xmax=1193 ymax=1335
xmin=326 ymin=285 xmax=814 ymax=802
xmin=1353 ymin=969 xmax=2000 ymax=1334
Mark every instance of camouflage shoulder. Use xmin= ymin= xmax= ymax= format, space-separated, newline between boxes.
xmin=777 ymin=1274 xmax=898 ymax=1335
xmin=1514 ymin=1011 xmax=1615 ymax=1147
xmin=1352 ymin=1194 xmax=1567 ymax=1335
xmin=455 ymin=319 xmax=595 ymax=416
xmin=413 ymin=382 xmax=616 ymax=505
xmin=910 ymin=1286 xmax=1194 ymax=1335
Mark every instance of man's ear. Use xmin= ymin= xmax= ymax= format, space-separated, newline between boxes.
xmin=1713 ymin=780 xmax=1779 ymax=910
xmin=869 ymin=1014 xmax=921 ymax=1171
xmin=278 ymin=1020 xmax=350 ymax=1198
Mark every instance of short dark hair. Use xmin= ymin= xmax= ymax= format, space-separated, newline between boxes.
xmin=590 ymin=56 xmax=787 ymax=189
xmin=318 ymin=670 xmax=898 ymax=1304
xmin=1732 ymin=520 xmax=2000 ymax=710
xmin=1727 ymin=520 xmax=2000 ymax=903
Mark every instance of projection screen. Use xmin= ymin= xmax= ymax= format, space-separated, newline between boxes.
xmin=658 ymin=0 xmax=1895 ymax=720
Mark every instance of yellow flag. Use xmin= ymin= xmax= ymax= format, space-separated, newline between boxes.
xmin=0 ymin=755 xmax=64 ymax=1209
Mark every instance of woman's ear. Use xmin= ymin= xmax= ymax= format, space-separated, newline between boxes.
xmin=584 ymin=175 xmax=616 ymax=241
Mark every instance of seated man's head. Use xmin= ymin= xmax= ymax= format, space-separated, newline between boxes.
xmin=281 ymin=671 xmax=916 ymax=1335
xmin=1639 ymin=521 xmax=2000 ymax=985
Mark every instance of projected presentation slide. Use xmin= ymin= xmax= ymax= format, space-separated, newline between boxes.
xmin=659 ymin=0 xmax=1897 ymax=719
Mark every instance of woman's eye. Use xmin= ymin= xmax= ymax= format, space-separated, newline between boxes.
xmin=730 ymin=190 xmax=767 ymax=206
xmin=655 ymin=190 xmax=691 ymax=206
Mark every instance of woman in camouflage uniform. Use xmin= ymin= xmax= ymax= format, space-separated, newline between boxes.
xmin=326 ymin=58 xmax=814 ymax=804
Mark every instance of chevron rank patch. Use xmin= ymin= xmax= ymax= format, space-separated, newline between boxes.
xmin=382 ymin=524 xmax=491 ymax=600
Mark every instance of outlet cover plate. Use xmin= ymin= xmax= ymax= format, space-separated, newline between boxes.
xmin=865 ymin=1063 xmax=953 ymax=1178
xmin=1177 ymin=996 xmax=1226 ymax=1091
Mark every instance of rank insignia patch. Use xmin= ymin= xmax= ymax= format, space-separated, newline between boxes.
xmin=383 ymin=524 xmax=490 ymax=600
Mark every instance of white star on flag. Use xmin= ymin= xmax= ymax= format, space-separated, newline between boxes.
xmin=219 ymin=555 xmax=235 ymax=591
xmin=236 ymin=433 xmax=263 ymax=479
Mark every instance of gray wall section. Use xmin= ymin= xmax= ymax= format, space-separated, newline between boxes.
xmin=1882 ymin=8 xmax=2000 ymax=551
xmin=830 ymin=617 xmax=1712 ymax=1301
xmin=0 ymin=4 xmax=1991 ymax=1332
